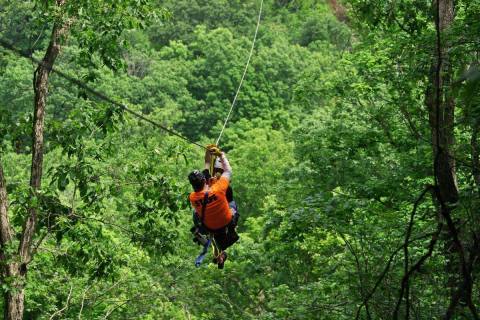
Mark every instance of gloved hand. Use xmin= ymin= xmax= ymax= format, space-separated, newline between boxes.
xmin=206 ymin=144 xmax=222 ymax=156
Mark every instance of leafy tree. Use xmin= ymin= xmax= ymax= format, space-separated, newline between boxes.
xmin=0 ymin=0 xmax=165 ymax=318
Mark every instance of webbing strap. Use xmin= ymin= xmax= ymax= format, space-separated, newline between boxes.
xmin=200 ymin=191 xmax=209 ymax=226
xmin=209 ymin=156 xmax=217 ymax=180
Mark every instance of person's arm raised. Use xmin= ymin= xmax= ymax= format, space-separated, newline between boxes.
xmin=219 ymin=152 xmax=232 ymax=181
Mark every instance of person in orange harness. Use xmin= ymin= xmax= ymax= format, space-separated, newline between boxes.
xmin=188 ymin=145 xmax=239 ymax=269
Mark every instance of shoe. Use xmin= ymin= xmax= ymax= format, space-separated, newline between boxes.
xmin=217 ymin=251 xmax=227 ymax=269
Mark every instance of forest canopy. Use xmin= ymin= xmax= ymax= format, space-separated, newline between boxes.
xmin=0 ymin=0 xmax=479 ymax=319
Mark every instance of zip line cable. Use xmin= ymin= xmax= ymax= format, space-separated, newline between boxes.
xmin=215 ymin=0 xmax=264 ymax=146
xmin=0 ymin=39 xmax=207 ymax=150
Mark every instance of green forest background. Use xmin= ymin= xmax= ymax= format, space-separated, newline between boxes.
xmin=0 ymin=0 xmax=479 ymax=319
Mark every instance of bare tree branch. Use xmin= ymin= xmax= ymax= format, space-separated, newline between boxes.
xmin=49 ymin=284 xmax=73 ymax=320
xmin=339 ymin=233 xmax=372 ymax=320
xmin=393 ymin=186 xmax=434 ymax=319
xmin=355 ymin=231 xmax=439 ymax=320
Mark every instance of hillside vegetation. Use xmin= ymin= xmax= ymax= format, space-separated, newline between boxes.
xmin=0 ymin=0 xmax=479 ymax=319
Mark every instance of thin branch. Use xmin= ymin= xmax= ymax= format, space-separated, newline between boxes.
xmin=395 ymin=221 xmax=443 ymax=318
xmin=339 ymin=233 xmax=372 ymax=320
xmin=355 ymin=231 xmax=438 ymax=319
xmin=90 ymin=280 xmax=126 ymax=309
xmin=78 ymin=283 xmax=94 ymax=319
xmin=49 ymin=284 xmax=73 ymax=320
xmin=100 ymin=292 xmax=162 ymax=319
xmin=393 ymin=186 xmax=434 ymax=319
xmin=29 ymin=23 xmax=48 ymax=59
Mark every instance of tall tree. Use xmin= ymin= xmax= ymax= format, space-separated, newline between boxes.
xmin=428 ymin=0 xmax=478 ymax=317
xmin=0 ymin=1 xmax=161 ymax=318
xmin=345 ymin=0 xmax=480 ymax=317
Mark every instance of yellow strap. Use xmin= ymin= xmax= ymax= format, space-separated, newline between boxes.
xmin=211 ymin=237 xmax=221 ymax=258
xmin=209 ymin=155 xmax=217 ymax=178
xmin=206 ymin=144 xmax=222 ymax=177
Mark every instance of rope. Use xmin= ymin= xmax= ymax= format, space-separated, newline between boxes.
xmin=215 ymin=0 xmax=264 ymax=146
xmin=0 ymin=39 xmax=207 ymax=151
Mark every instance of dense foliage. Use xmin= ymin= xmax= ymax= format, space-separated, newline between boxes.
xmin=0 ymin=0 xmax=479 ymax=319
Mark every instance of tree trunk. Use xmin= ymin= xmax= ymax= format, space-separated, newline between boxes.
xmin=0 ymin=161 xmax=13 ymax=246
xmin=427 ymin=0 xmax=456 ymax=305
xmin=425 ymin=1 xmax=478 ymax=318
xmin=1 ymin=157 xmax=23 ymax=319
xmin=426 ymin=0 xmax=458 ymax=204
xmin=4 ymin=293 xmax=24 ymax=320
xmin=3 ymin=264 xmax=25 ymax=320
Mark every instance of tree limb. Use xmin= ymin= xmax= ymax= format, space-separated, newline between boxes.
xmin=355 ymin=231 xmax=438 ymax=320
xmin=339 ymin=233 xmax=372 ymax=320
xmin=19 ymin=5 xmax=72 ymax=265
xmin=0 ymin=159 xmax=13 ymax=246
xmin=393 ymin=186 xmax=435 ymax=319
xmin=49 ymin=284 xmax=73 ymax=320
